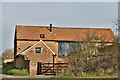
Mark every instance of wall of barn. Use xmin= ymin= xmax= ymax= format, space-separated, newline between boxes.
xmin=15 ymin=57 xmax=25 ymax=69
xmin=16 ymin=41 xmax=58 ymax=62
xmin=15 ymin=57 xmax=29 ymax=70
xmin=16 ymin=40 xmax=59 ymax=75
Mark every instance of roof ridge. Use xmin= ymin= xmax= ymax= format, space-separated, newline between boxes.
xmin=16 ymin=25 xmax=111 ymax=30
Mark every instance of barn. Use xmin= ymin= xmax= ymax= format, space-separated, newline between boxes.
xmin=14 ymin=24 xmax=115 ymax=75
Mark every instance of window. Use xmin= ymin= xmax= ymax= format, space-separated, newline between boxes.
xmin=58 ymin=42 xmax=70 ymax=56
xmin=40 ymin=34 xmax=45 ymax=38
xmin=36 ymin=47 xmax=43 ymax=53
xmin=58 ymin=42 xmax=80 ymax=57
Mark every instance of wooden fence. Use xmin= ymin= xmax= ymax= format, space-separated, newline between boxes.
xmin=39 ymin=63 xmax=68 ymax=75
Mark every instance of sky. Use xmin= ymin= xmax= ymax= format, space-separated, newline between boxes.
xmin=1 ymin=1 xmax=118 ymax=53
xmin=0 ymin=1 xmax=2 ymax=54
xmin=1 ymin=0 xmax=120 ymax=2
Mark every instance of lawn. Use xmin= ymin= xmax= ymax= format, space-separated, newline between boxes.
xmin=55 ymin=73 xmax=118 ymax=78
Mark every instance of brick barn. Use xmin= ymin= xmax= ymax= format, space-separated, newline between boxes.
xmin=14 ymin=24 xmax=115 ymax=75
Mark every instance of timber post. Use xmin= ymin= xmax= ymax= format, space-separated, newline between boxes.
xmin=52 ymin=54 xmax=56 ymax=74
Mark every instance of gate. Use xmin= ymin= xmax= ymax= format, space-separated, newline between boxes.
xmin=37 ymin=62 xmax=42 ymax=75
xmin=37 ymin=62 xmax=68 ymax=75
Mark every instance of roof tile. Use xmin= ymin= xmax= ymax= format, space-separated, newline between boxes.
xmin=16 ymin=25 xmax=115 ymax=42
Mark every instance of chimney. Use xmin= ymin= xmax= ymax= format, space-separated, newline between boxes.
xmin=50 ymin=24 xmax=52 ymax=32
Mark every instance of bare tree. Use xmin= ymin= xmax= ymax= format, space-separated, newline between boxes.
xmin=2 ymin=49 xmax=14 ymax=60
xmin=63 ymin=32 xmax=118 ymax=76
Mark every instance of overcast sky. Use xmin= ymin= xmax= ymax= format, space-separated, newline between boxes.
xmin=1 ymin=2 xmax=118 ymax=53
xmin=1 ymin=0 xmax=120 ymax=2
xmin=0 ymin=1 xmax=1 ymax=54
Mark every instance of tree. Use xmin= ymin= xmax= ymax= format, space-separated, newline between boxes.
xmin=64 ymin=32 xmax=118 ymax=76
xmin=2 ymin=49 xmax=14 ymax=60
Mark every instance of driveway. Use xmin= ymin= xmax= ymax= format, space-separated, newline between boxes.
xmin=0 ymin=74 xmax=119 ymax=80
xmin=1 ymin=74 xmax=55 ymax=80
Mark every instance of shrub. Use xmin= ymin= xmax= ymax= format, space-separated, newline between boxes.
xmin=7 ymin=69 xmax=29 ymax=76
xmin=2 ymin=66 xmax=13 ymax=74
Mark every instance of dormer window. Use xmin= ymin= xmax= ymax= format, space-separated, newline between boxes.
xmin=40 ymin=34 xmax=45 ymax=38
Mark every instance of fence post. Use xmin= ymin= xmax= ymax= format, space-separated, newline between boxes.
xmin=52 ymin=54 xmax=56 ymax=74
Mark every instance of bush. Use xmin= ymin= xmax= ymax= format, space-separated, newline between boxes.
xmin=7 ymin=69 xmax=29 ymax=76
xmin=2 ymin=66 xmax=13 ymax=74
xmin=2 ymin=64 xmax=29 ymax=76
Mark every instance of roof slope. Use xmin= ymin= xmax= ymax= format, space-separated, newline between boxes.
xmin=15 ymin=25 xmax=115 ymax=42
xmin=17 ymin=40 xmax=56 ymax=56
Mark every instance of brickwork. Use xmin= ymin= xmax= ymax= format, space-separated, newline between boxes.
xmin=15 ymin=41 xmax=61 ymax=75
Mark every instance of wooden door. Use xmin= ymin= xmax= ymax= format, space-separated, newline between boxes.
xmin=37 ymin=62 xmax=42 ymax=75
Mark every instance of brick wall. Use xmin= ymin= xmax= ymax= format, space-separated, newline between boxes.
xmin=16 ymin=41 xmax=59 ymax=75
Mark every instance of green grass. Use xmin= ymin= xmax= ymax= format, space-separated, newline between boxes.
xmin=2 ymin=66 xmax=29 ymax=76
xmin=55 ymin=73 xmax=118 ymax=78
xmin=118 ymin=71 xmax=120 ymax=78
xmin=7 ymin=69 xmax=29 ymax=76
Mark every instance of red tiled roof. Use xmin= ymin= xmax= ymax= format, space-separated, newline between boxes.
xmin=15 ymin=25 xmax=116 ymax=42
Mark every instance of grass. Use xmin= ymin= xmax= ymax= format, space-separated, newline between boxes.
xmin=55 ymin=73 xmax=118 ymax=78
xmin=7 ymin=69 xmax=29 ymax=76
xmin=2 ymin=66 xmax=29 ymax=76
xmin=119 ymin=71 xmax=120 ymax=77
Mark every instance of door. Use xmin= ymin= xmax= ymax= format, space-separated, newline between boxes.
xmin=37 ymin=62 xmax=42 ymax=75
